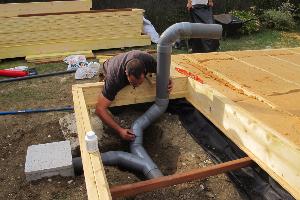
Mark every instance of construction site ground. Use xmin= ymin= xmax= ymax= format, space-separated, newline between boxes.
xmin=0 ymin=57 xmax=247 ymax=199
xmin=0 ymin=68 xmax=246 ymax=199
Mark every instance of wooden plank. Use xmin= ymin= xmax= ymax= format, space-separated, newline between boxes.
xmin=26 ymin=50 xmax=94 ymax=63
xmin=96 ymin=50 xmax=157 ymax=65
xmin=18 ymin=8 xmax=143 ymax=17
xmin=0 ymin=16 xmax=142 ymax=34
xmin=79 ymin=76 xmax=188 ymax=107
xmin=0 ymin=30 xmax=142 ymax=46
xmin=178 ymin=54 xmax=277 ymax=109
xmin=1 ymin=9 xmax=142 ymax=25
xmin=0 ymin=0 xmax=91 ymax=17
xmin=0 ymin=35 xmax=150 ymax=59
xmin=72 ymin=86 xmax=111 ymax=200
xmin=288 ymin=47 xmax=300 ymax=54
xmin=0 ymin=13 xmax=141 ymax=26
xmin=185 ymin=77 xmax=300 ymax=199
xmin=110 ymin=157 xmax=253 ymax=198
xmin=182 ymin=51 xmax=300 ymax=117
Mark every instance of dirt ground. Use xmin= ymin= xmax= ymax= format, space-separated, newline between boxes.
xmin=0 ymin=60 xmax=246 ymax=200
xmin=97 ymin=107 xmax=246 ymax=200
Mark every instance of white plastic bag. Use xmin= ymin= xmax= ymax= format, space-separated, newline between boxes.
xmin=75 ymin=62 xmax=101 ymax=80
xmin=143 ymin=17 xmax=160 ymax=44
xmin=6 ymin=66 xmax=28 ymax=71
xmin=63 ymin=55 xmax=88 ymax=71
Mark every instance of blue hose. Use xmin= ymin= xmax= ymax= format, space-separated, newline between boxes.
xmin=0 ymin=106 xmax=74 ymax=115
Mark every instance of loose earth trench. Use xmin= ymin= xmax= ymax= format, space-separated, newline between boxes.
xmin=0 ymin=90 xmax=246 ymax=199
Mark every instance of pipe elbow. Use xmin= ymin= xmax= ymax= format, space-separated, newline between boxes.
xmin=159 ymin=22 xmax=222 ymax=46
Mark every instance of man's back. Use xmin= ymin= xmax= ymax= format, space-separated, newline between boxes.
xmin=102 ymin=50 xmax=157 ymax=101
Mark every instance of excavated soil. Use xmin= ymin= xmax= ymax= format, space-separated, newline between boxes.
xmin=93 ymin=106 xmax=245 ymax=199
xmin=0 ymin=102 xmax=246 ymax=200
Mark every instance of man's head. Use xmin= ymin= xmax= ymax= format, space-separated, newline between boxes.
xmin=125 ymin=58 xmax=146 ymax=88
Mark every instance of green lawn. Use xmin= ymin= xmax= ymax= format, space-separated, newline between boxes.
xmin=219 ymin=29 xmax=300 ymax=51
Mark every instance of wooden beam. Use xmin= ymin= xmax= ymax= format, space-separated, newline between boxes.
xmin=26 ymin=50 xmax=94 ymax=63
xmin=0 ymin=0 xmax=91 ymax=17
xmin=110 ymin=157 xmax=253 ymax=198
xmin=0 ymin=17 xmax=142 ymax=35
xmin=185 ymin=77 xmax=300 ymax=199
xmin=72 ymin=86 xmax=111 ymax=200
xmin=18 ymin=8 xmax=143 ymax=17
xmin=0 ymin=36 xmax=150 ymax=59
xmin=78 ymin=76 xmax=188 ymax=107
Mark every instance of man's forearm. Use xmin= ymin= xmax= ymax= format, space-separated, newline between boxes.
xmin=96 ymin=107 xmax=122 ymax=133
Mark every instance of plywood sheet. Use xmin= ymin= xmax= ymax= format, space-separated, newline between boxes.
xmin=172 ymin=47 xmax=300 ymax=198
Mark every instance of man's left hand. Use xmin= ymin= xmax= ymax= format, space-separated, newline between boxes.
xmin=168 ymin=79 xmax=173 ymax=93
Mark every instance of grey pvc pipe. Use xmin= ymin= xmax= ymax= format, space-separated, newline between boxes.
xmin=157 ymin=22 xmax=222 ymax=99
xmin=99 ymin=22 xmax=222 ymax=180
xmin=101 ymin=151 xmax=162 ymax=179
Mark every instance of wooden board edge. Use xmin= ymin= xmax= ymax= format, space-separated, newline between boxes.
xmin=0 ymin=0 xmax=91 ymax=17
xmin=0 ymin=36 xmax=150 ymax=59
xmin=110 ymin=157 xmax=253 ymax=198
xmin=76 ymin=76 xmax=188 ymax=107
xmin=25 ymin=50 xmax=94 ymax=62
xmin=72 ymin=86 xmax=112 ymax=200
xmin=185 ymin=78 xmax=300 ymax=199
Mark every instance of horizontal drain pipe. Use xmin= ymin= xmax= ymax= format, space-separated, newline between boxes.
xmin=72 ymin=153 xmax=161 ymax=179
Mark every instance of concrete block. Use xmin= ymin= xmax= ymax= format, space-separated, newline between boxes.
xmin=25 ymin=140 xmax=74 ymax=181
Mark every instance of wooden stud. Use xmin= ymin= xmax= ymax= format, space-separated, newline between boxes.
xmin=110 ymin=157 xmax=253 ymax=198
xmin=72 ymin=86 xmax=111 ymax=200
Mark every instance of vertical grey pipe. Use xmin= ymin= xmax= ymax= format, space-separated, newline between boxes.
xmin=128 ymin=22 xmax=222 ymax=178
xmin=96 ymin=23 xmax=222 ymax=180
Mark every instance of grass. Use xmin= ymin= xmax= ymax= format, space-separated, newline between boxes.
xmin=219 ymin=28 xmax=300 ymax=51
xmin=0 ymin=60 xmax=66 ymax=73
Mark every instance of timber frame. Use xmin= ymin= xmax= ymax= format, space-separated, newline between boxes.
xmin=72 ymin=75 xmax=300 ymax=199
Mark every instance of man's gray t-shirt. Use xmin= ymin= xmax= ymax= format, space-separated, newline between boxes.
xmin=102 ymin=50 xmax=157 ymax=101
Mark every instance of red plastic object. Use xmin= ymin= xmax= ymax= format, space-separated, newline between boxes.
xmin=0 ymin=69 xmax=29 ymax=77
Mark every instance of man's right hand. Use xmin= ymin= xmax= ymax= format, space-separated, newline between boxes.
xmin=118 ymin=128 xmax=136 ymax=141
xmin=187 ymin=0 xmax=192 ymax=11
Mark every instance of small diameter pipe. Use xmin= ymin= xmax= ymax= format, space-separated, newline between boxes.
xmin=0 ymin=106 xmax=74 ymax=116
xmin=0 ymin=69 xmax=76 ymax=83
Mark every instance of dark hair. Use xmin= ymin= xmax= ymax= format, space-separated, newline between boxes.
xmin=125 ymin=58 xmax=145 ymax=79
